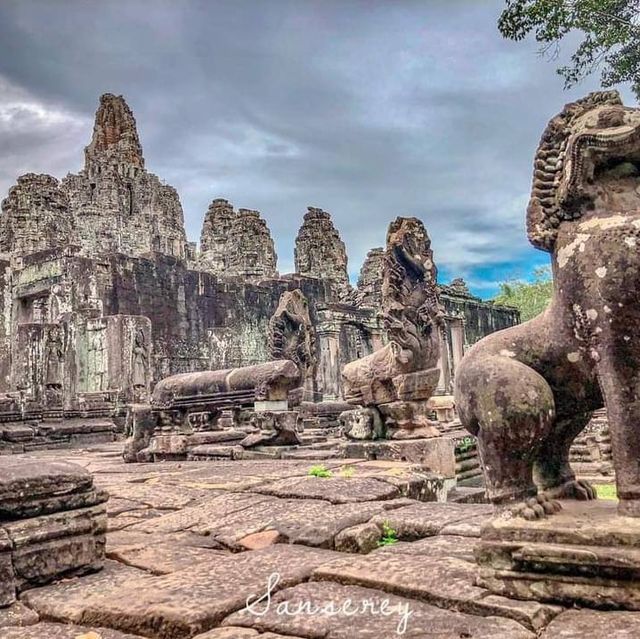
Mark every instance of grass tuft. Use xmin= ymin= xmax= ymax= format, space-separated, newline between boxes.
xmin=308 ymin=465 xmax=333 ymax=478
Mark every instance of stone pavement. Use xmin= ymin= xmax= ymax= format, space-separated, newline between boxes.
xmin=2 ymin=443 xmax=638 ymax=638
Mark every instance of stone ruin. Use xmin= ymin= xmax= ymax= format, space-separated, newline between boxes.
xmin=0 ymin=92 xmax=519 ymax=456
xmin=5 ymin=89 xmax=640 ymax=638
xmin=455 ymin=91 xmax=640 ymax=610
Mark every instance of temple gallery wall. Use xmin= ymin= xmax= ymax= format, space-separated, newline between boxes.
xmin=0 ymin=93 xmax=518 ymax=426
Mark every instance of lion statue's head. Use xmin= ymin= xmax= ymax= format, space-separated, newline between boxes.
xmin=528 ymin=90 xmax=640 ymax=251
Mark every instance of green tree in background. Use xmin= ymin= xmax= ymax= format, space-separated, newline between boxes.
xmin=493 ymin=265 xmax=553 ymax=322
xmin=499 ymin=1 xmax=640 ymax=99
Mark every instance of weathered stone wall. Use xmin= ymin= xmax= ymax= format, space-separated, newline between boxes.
xmin=32 ymin=251 xmax=374 ymax=396
xmin=440 ymin=291 xmax=520 ymax=346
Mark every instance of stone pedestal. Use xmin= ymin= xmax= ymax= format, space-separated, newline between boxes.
xmin=240 ymin=411 xmax=301 ymax=447
xmin=0 ymin=459 xmax=107 ymax=606
xmin=476 ymin=500 xmax=640 ymax=610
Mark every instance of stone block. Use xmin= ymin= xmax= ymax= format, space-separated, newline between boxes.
xmin=476 ymin=500 xmax=640 ymax=610
xmin=148 ymin=434 xmax=189 ymax=460
xmin=0 ymin=601 xmax=39 ymax=628
xmin=0 ymin=459 xmax=107 ymax=599
xmin=0 ymin=528 xmax=16 ymax=607
xmin=339 ymin=407 xmax=384 ymax=440
xmin=334 ymin=522 xmax=382 ymax=554
xmin=254 ymin=400 xmax=288 ymax=412
xmin=392 ymin=368 xmax=440 ymax=401
xmin=6 ymin=504 xmax=106 ymax=590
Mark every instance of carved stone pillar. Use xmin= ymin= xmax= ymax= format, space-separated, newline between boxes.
xmin=437 ymin=324 xmax=452 ymax=394
xmin=450 ymin=317 xmax=465 ymax=379
xmin=316 ymin=314 xmax=341 ymax=401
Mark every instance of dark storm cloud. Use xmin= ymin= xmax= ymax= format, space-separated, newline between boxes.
xmin=0 ymin=0 xmax=634 ymax=294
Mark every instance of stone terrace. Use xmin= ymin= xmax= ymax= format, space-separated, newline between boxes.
xmin=0 ymin=443 xmax=635 ymax=638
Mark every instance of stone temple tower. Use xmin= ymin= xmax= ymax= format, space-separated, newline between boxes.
xmin=294 ymin=207 xmax=349 ymax=287
xmin=199 ymin=198 xmax=235 ymax=274
xmin=61 ymin=93 xmax=188 ymax=260
xmin=356 ymin=247 xmax=384 ymax=308
xmin=0 ymin=174 xmax=75 ymax=258
xmin=199 ymin=199 xmax=277 ymax=281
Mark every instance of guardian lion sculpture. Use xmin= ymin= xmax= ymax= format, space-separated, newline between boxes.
xmin=455 ymin=91 xmax=640 ymax=518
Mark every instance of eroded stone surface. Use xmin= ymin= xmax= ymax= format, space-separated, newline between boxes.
xmin=370 ymin=502 xmax=493 ymax=539
xmin=313 ymin=553 xmax=560 ymax=630
xmin=373 ymin=534 xmax=479 ymax=562
xmin=0 ymin=602 xmax=39 ymax=628
xmin=108 ymin=543 xmax=228 ymax=575
xmin=77 ymin=546 xmax=341 ymax=638
xmin=223 ymin=581 xmax=535 ymax=638
xmin=21 ymin=560 xmax=149 ymax=624
xmin=540 ymin=609 xmax=640 ymax=638
xmin=1 ymin=622 xmax=145 ymax=638
xmin=253 ymin=476 xmax=400 ymax=504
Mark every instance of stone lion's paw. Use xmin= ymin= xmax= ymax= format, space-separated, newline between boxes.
xmin=545 ymin=479 xmax=597 ymax=501
xmin=499 ymin=494 xmax=562 ymax=520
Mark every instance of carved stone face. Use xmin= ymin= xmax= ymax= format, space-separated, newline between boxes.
xmin=560 ymin=105 xmax=640 ymax=209
xmin=527 ymin=91 xmax=640 ymax=251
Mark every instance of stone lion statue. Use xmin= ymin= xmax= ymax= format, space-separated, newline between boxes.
xmin=455 ymin=91 xmax=640 ymax=518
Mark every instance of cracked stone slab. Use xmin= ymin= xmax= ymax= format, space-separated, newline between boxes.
xmin=312 ymin=552 xmax=561 ymax=630
xmin=440 ymin=514 xmax=492 ymax=537
xmin=1 ymin=622 xmax=145 ymax=638
xmin=106 ymin=530 xmax=225 ymax=553
xmin=77 ymin=545 xmax=342 ymax=639
xmin=21 ymin=560 xmax=150 ymax=624
xmin=108 ymin=543 xmax=229 ymax=575
xmin=107 ymin=498 xmax=148 ymax=517
xmin=223 ymin=581 xmax=535 ymax=638
xmin=370 ymin=502 xmax=493 ymax=539
xmin=0 ymin=602 xmax=39 ymax=628
xmin=540 ymin=609 xmax=640 ymax=638
xmin=372 ymin=534 xmax=480 ymax=562
xmin=193 ymin=629 xmax=304 ymax=639
xmin=107 ymin=508 xmax=164 ymax=532
xmin=106 ymin=481 xmax=223 ymax=510
xmin=130 ymin=492 xmax=403 ymax=549
xmin=127 ymin=493 xmax=274 ymax=535
xmin=253 ymin=476 xmax=400 ymax=503
xmin=148 ymin=460 xmax=354 ymax=491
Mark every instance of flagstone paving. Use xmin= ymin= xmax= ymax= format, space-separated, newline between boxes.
xmin=2 ymin=443 xmax=638 ymax=638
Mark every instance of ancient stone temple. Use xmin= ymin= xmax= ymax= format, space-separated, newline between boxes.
xmin=0 ymin=92 xmax=518 ymax=452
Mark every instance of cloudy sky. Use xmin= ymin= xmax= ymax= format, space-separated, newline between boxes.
xmin=0 ymin=1 xmax=634 ymax=296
